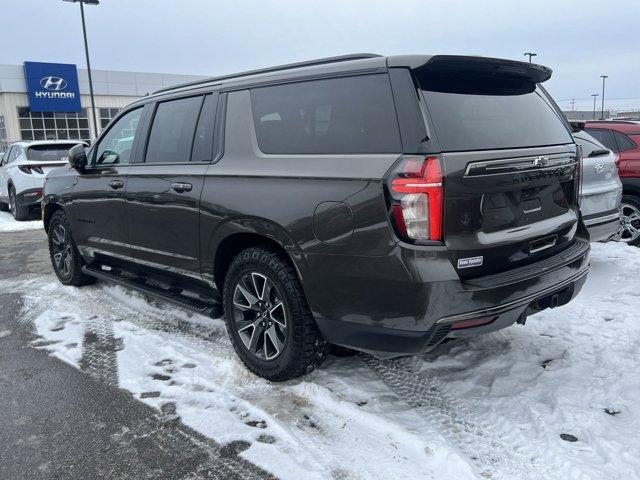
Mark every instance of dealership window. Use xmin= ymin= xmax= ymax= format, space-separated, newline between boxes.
xmin=99 ymin=108 xmax=121 ymax=131
xmin=94 ymin=107 xmax=143 ymax=165
xmin=17 ymin=107 xmax=90 ymax=142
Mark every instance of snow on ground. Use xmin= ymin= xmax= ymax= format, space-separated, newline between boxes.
xmin=0 ymin=211 xmax=43 ymax=232
xmin=4 ymin=241 xmax=640 ymax=480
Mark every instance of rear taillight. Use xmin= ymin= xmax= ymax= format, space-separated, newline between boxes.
xmin=575 ymin=145 xmax=583 ymax=209
xmin=613 ymin=153 xmax=620 ymax=169
xmin=17 ymin=165 xmax=44 ymax=174
xmin=387 ymin=156 xmax=444 ymax=242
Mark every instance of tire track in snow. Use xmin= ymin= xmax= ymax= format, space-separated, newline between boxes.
xmin=362 ymin=354 xmax=595 ymax=480
xmin=80 ymin=313 xmax=120 ymax=385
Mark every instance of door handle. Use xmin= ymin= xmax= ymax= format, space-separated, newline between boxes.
xmin=109 ymin=180 xmax=124 ymax=190
xmin=171 ymin=182 xmax=192 ymax=193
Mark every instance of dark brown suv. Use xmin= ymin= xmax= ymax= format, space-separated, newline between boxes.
xmin=43 ymin=54 xmax=589 ymax=381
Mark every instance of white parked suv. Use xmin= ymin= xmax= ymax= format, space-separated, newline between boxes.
xmin=0 ymin=140 xmax=85 ymax=220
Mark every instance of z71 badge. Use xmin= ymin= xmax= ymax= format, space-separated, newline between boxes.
xmin=458 ymin=256 xmax=484 ymax=269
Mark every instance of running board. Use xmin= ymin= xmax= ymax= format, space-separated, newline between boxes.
xmin=81 ymin=265 xmax=223 ymax=318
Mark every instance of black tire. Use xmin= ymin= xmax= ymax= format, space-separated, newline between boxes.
xmin=47 ymin=210 xmax=96 ymax=286
xmin=223 ymin=247 xmax=328 ymax=381
xmin=9 ymin=186 xmax=30 ymax=221
xmin=618 ymin=195 xmax=640 ymax=247
xmin=0 ymin=201 xmax=8 ymax=212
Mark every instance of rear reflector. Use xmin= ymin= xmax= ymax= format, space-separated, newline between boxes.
xmin=450 ymin=316 xmax=496 ymax=330
xmin=23 ymin=191 xmax=43 ymax=198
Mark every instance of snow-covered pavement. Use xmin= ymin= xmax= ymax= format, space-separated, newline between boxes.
xmin=4 ymin=241 xmax=640 ymax=480
xmin=0 ymin=211 xmax=43 ymax=232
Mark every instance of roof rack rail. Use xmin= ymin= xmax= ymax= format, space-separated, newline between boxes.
xmin=153 ymin=53 xmax=382 ymax=94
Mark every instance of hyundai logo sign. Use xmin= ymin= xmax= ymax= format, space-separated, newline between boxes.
xmin=24 ymin=61 xmax=82 ymax=112
xmin=40 ymin=76 xmax=68 ymax=91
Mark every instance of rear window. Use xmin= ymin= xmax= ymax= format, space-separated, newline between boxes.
xmin=27 ymin=144 xmax=79 ymax=161
xmin=250 ymin=75 xmax=401 ymax=154
xmin=613 ymin=131 xmax=637 ymax=152
xmin=419 ymin=78 xmax=572 ymax=152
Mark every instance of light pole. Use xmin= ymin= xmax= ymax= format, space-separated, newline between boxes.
xmin=63 ymin=0 xmax=100 ymax=141
xmin=600 ymin=75 xmax=608 ymax=120
xmin=591 ymin=93 xmax=599 ymax=120
xmin=524 ymin=52 xmax=537 ymax=63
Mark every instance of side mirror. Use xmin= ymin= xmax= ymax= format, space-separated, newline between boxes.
xmin=68 ymin=144 xmax=88 ymax=172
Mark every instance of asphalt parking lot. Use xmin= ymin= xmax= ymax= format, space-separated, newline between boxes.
xmin=0 ymin=229 xmax=273 ymax=480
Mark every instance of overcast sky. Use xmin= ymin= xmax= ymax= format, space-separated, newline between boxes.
xmin=3 ymin=0 xmax=639 ymax=110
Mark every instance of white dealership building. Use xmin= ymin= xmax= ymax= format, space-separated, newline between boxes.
xmin=0 ymin=62 xmax=205 ymax=149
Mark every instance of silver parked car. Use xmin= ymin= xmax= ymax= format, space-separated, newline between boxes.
xmin=571 ymin=123 xmax=622 ymax=242
xmin=0 ymin=140 xmax=86 ymax=220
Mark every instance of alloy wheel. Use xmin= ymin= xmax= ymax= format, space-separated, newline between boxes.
xmin=51 ymin=224 xmax=73 ymax=277
xmin=616 ymin=203 xmax=640 ymax=244
xmin=232 ymin=271 xmax=288 ymax=361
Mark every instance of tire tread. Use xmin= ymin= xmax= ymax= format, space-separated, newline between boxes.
xmin=223 ymin=246 xmax=328 ymax=381
xmin=621 ymin=194 xmax=640 ymax=247
xmin=48 ymin=210 xmax=96 ymax=286
xmin=10 ymin=187 xmax=30 ymax=221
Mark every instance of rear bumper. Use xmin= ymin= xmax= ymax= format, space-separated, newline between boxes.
xmin=580 ymin=179 xmax=622 ymax=242
xmin=17 ymin=188 xmax=44 ymax=207
xmin=306 ymin=239 xmax=590 ymax=356
xmin=583 ymin=209 xmax=621 ymax=242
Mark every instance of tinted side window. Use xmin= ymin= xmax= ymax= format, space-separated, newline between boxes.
xmin=251 ymin=75 xmax=401 ymax=154
xmin=613 ymin=131 xmax=637 ymax=152
xmin=587 ymin=129 xmax=617 ymax=152
xmin=2 ymin=147 xmax=12 ymax=165
xmin=145 ymin=96 xmax=203 ymax=164
xmin=191 ymin=94 xmax=216 ymax=163
xmin=95 ymin=107 xmax=143 ymax=165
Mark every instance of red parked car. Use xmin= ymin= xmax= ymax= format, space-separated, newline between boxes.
xmin=585 ymin=121 xmax=640 ymax=246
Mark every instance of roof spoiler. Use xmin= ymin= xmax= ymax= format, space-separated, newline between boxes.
xmin=570 ymin=121 xmax=586 ymax=133
xmin=410 ymin=55 xmax=552 ymax=95
xmin=415 ymin=55 xmax=552 ymax=83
